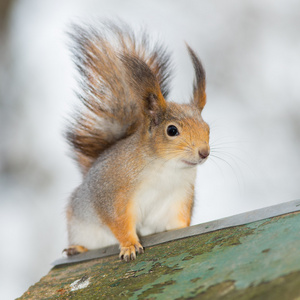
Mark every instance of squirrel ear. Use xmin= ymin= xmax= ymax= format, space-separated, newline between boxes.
xmin=121 ymin=54 xmax=167 ymax=125
xmin=186 ymin=44 xmax=206 ymax=111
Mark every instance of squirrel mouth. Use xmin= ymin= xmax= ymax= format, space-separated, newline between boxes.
xmin=182 ymin=160 xmax=198 ymax=166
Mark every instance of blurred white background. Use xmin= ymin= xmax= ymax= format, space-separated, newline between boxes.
xmin=0 ymin=0 xmax=299 ymax=299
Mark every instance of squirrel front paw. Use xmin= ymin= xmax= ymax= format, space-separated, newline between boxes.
xmin=63 ymin=245 xmax=88 ymax=256
xmin=119 ymin=242 xmax=144 ymax=262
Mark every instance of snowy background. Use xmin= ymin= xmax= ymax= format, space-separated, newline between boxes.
xmin=1 ymin=0 xmax=300 ymax=299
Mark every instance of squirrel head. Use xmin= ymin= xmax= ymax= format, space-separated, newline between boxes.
xmin=149 ymin=102 xmax=210 ymax=168
xmin=122 ymin=44 xmax=209 ymax=168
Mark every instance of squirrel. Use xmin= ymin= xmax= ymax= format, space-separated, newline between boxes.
xmin=64 ymin=21 xmax=210 ymax=261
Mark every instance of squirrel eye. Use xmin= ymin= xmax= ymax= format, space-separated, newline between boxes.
xmin=167 ymin=125 xmax=179 ymax=137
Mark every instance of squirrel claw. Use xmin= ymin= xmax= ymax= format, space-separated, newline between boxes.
xmin=137 ymin=246 xmax=144 ymax=254
xmin=119 ymin=243 xmax=144 ymax=262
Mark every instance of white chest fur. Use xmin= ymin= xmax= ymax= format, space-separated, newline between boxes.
xmin=134 ymin=160 xmax=197 ymax=236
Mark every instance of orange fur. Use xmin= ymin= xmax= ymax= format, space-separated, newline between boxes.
xmin=178 ymin=193 xmax=194 ymax=227
xmin=104 ymin=196 xmax=144 ymax=261
xmin=110 ymin=195 xmax=137 ymax=242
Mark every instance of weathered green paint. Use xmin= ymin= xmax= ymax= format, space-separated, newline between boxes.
xmin=19 ymin=211 xmax=300 ymax=299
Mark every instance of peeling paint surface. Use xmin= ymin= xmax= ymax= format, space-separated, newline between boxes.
xmin=18 ymin=211 xmax=300 ymax=299
xmin=70 ymin=275 xmax=90 ymax=291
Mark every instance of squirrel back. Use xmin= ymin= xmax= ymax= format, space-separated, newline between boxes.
xmin=67 ymin=22 xmax=173 ymax=174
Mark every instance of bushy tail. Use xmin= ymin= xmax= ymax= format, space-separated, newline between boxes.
xmin=66 ymin=21 xmax=172 ymax=174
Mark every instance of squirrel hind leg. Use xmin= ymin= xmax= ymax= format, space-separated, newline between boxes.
xmin=63 ymin=245 xmax=88 ymax=256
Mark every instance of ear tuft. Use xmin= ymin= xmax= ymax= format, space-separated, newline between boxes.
xmin=186 ymin=44 xmax=206 ymax=111
xmin=121 ymin=54 xmax=166 ymax=125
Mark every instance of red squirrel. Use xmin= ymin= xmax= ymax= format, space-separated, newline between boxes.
xmin=64 ymin=21 xmax=210 ymax=261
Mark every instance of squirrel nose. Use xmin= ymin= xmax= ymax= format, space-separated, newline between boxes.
xmin=198 ymin=147 xmax=210 ymax=159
